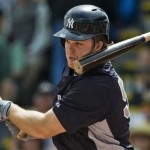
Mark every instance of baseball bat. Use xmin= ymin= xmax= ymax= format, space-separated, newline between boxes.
xmin=73 ymin=32 xmax=150 ymax=75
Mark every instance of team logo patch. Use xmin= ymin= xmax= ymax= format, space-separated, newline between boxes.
xmin=66 ymin=18 xmax=74 ymax=29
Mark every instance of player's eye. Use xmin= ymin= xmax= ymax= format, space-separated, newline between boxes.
xmin=75 ymin=42 xmax=82 ymax=46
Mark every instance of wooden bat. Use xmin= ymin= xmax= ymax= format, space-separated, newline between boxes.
xmin=73 ymin=32 xmax=150 ymax=75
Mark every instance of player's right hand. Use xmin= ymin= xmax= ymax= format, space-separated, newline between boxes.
xmin=5 ymin=120 xmax=37 ymax=141
xmin=0 ymin=97 xmax=12 ymax=121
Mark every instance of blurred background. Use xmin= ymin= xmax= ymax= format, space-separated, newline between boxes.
xmin=0 ymin=0 xmax=150 ymax=150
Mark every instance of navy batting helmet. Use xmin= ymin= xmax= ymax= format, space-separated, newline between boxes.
xmin=53 ymin=5 xmax=109 ymax=43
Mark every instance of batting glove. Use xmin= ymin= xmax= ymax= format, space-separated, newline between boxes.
xmin=5 ymin=121 xmax=37 ymax=141
xmin=0 ymin=97 xmax=12 ymax=121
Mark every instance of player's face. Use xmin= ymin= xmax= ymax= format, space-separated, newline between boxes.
xmin=65 ymin=39 xmax=103 ymax=69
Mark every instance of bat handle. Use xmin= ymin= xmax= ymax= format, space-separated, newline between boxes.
xmin=17 ymin=130 xmax=28 ymax=139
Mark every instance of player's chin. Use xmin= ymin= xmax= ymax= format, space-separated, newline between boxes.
xmin=67 ymin=61 xmax=74 ymax=69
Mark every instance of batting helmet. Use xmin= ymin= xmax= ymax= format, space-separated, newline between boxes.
xmin=53 ymin=5 xmax=110 ymax=44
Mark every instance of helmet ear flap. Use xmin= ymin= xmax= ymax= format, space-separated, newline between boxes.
xmin=61 ymin=38 xmax=65 ymax=47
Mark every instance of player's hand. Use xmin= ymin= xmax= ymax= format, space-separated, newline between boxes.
xmin=5 ymin=121 xmax=37 ymax=141
xmin=0 ymin=97 xmax=12 ymax=121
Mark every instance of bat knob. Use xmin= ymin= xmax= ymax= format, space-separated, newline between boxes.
xmin=73 ymin=60 xmax=83 ymax=75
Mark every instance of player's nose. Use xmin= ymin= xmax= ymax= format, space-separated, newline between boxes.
xmin=66 ymin=43 xmax=76 ymax=53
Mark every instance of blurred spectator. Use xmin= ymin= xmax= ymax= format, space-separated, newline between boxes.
xmin=112 ymin=46 xmax=144 ymax=106
xmin=0 ymin=11 xmax=20 ymax=149
xmin=9 ymin=81 xmax=56 ymax=150
xmin=0 ymin=9 xmax=25 ymax=148
xmin=9 ymin=0 xmax=52 ymax=105
xmin=130 ymin=108 xmax=147 ymax=129
xmin=9 ymin=138 xmax=44 ymax=150
xmin=138 ymin=47 xmax=150 ymax=90
xmin=0 ymin=121 xmax=11 ymax=150
xmin=139 ymin=0 xmax=150 ymax=32
xmin=0 ymin=78 xmax=18 ymax=101
xmin=21 ymin=139 xmax=44 ymax=150
xmin=10 ymin=0 xmax=36 ymax=46
xmin=0 ymin=0 xmax=15 ymax=34
xmin=24 ymin=0 xmax=52 ymax=93
xmin=0 ymin=10 xmax=10 ymax=81
xmin=138 ymin=46 xmax=150 ymax=68
xmin=17 ymin=139 xmax=44 ymax=150
xmin=139 ymin=89 xmax=150 ymax=123
xmin=0 ymin=0 xmax=15 ymax=11
xmin=0 ymin=8 xmax=26 ymax=107
xmin=32 ymin=81 xmax=54 ymax=112
xmin=129 ymin=47 xmax=150 ymax=142
xmin=32 ymin=81 xmax=56 ymax=150
xmin=130 ymin=122 xmax=150 ymax=150
xmin=27 ymin=0 xmax=52 ymax=61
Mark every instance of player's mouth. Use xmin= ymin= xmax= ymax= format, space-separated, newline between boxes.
xmin=68 ymin=56 xmax=76 ymax=61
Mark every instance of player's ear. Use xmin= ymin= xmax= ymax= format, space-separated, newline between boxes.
xmin=94 ymin=41 xmax=103 ymax=52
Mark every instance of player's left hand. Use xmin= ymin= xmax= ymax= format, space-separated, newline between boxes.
xmin=5 ymin=120 xmax=37 ymax=141
xmin=0 ymin=97 xmax=12 ymax=121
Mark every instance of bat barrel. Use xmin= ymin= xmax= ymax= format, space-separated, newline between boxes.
xmin=73 ymin=32 xmax=150 ymax=75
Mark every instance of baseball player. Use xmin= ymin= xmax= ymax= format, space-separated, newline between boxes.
xmin=0 ymin=5 xmax=133 ymax=150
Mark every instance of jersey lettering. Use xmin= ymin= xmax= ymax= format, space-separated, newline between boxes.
xmin=118 ymin=77 xmax=130 ymax=119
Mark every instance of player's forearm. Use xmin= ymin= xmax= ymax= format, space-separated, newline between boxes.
xmin=0 ymin=99 xmax=65 ymax=139
xmin=8 ymin=103 xmax=48 ymax=138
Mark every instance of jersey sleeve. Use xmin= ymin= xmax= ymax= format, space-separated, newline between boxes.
xmin=53 ymin=75 xmax=114 ymax=133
